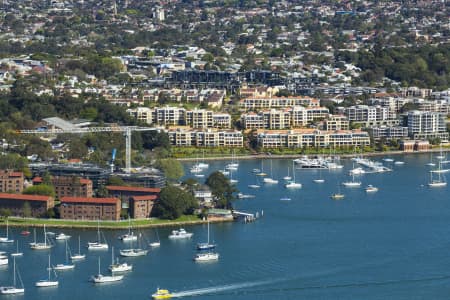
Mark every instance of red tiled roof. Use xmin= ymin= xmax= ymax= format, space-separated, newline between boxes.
xmin=106 ymin=186 xmax=161 ymax=193
xmin=0 ymin=193 xmax=52 ymax=202
xmin=132 ymin=195 xmax=158 ymax=201
xmin=9 ymin=172 xmax=23 ymax=177
xmin=79 ymin=179 xmax=92 ymax=184
xmin=32 ymin=177 xmax=43 ymax=183
xmin=61 ymin=197 xmax=119 ymax=205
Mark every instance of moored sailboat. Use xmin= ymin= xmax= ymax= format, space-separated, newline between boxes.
xmin=0 ymin=257 xmax=24 ymax=294
xmin=35 ymin=255 xmax=58 ymax=287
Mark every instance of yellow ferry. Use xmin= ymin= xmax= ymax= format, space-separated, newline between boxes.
xmin=152 ymin=288 xmax=172 ymax=299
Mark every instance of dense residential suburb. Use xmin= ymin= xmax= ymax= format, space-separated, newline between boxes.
xmin=0 ymin=0 xmax=449 ymax=222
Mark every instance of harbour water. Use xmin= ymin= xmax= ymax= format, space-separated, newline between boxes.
xmin=1 ymin=153 xmax=450 ymax=299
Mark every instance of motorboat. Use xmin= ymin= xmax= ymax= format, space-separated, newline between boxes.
xmin=55 ymin=233 xmax=71 ymax=241
xmin=168 ymin=228 xmax=193 ymax=239
xmin=263 ymin=177 xmax=278 ymax=184
xmin=394 ymin=161 xmax=405 ymax=165
xmin=0 ymin=255 xmax=8 ymax=266
xmin=365 ymin=185 xmax=379 ymax=193
xmin=280 ymin=197 xmax=291 ymax=201
xmin=237 ymin=193 xmax=255 ymax=199
xmin=331 ymin=193 xmax=345 ymax=200
xmin=119 ymin=248 xmax=148 ymax=257
xmin=152 ymin=288 xmax=172 ymax=299
xmin=349 ymin=167 xmax=365 ymax=175
xmin=193 ymin=252 xmax=219 ymax=262
xmin=248 ymin=184 xmax=260 ymax=189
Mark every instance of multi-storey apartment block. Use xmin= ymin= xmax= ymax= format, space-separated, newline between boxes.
xmin=256 ymin=129 xmax=370 ymax=148
xmin=324 ymin=115 xmax=350 ymax=131
xmin=168 ymin=128 xmax=243 ymax=147
xmin=0 ymin=170 xmax=24 ymax=193
xmin=407 ymin=110 xmax=448 ymax=140
xmin=240 ymin=96 xmax=319 ymax=110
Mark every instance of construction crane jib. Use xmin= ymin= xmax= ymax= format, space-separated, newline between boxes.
xmin=19 ymin=126 xmax=159 ymax=173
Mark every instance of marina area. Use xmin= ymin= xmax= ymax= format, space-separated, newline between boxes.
xmin=0 ymin=153 xmax=449 ymax=299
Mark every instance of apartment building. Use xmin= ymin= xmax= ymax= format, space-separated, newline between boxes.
xmin=240 ymin=96 xmax=319 ymax=110
xmin=130 ymin=195 xmax=158 ymax=219
xmin=256 ymin=129 xmax=370 ymax=148
xmin=367 ymin=126 xmax=409 ymax=140
xmin=32 ymin=176 xmax=93 ymax=198
xmin=0 ymin=170 xmax=24 ymax=193
xmin=0 ymin=193 xmax=54 ymax=217
xmin=168 ymin=128 xmax=243 ymax=147
xmin=59 ymin=197 xmax=121 ymax=221
xmin=324 ymin=115 xmax=350 ymax=131
xmin=407 ymin=110 xmax=448 ymax=140
xmin=338 ymin=105 xmax=397 ymax=126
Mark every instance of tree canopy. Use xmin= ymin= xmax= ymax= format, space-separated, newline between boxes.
xmin=205 ymin=171 xmax=236 ymax=209
xmin=152 ymin=185 xmax=198 ymax=219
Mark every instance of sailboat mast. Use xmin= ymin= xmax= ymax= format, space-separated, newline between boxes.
xmin=48 ymin=255 xmax=51 ymax=280
xmin=13 ymin=257 xmax=16 ymax=287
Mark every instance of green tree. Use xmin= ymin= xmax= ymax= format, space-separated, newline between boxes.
xmin=156 ymin=159 xmax=184 ymax=181
xmin=205 ymin=171 xmax=236 ymax=208
xmin=22 ymin=201 xmax=32 ymax=218
xmin=0 ymin=208 xmax=11 ymax=218
xmin=152 ymin=185 xmax=198 ymax=219
xmin=23 ymin=184 xmax=55 ymax=197
xmin=107 ymin=176 xmax=126 ymax=186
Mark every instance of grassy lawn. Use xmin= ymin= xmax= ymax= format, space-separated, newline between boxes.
xmin=1 ymin=215 xmax=203 ymax=229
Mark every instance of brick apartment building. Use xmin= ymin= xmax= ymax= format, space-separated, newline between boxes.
xmin=130 ymin=195 xmax=158 ymax=219
xmin=33 ymin=176 xmax=93 ymax=199
xmin=0 ymin=193 xmax=54 ymax=217
xmin=0 ymin=170 xmax=24 ymax=193
xmin=106 ymin=185 xmax=160 ymax=214
xmin=60 ymin=197 xmax=121 ymax=221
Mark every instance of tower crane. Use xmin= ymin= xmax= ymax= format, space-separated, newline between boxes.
xmin=20 ymin=126 xmax=159 ymax=173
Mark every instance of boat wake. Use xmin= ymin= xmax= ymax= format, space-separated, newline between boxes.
xmin=170 ymin=279 xmax=274 ymax=298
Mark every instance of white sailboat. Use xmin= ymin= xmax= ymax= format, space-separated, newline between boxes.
xmin=429 ymin=160 xmax=447 ymax=187
xmin=70 ymin=236 xmax=86 ymax=261
xmin=225 ymin=150 xmax=239 ymax=170
xmin=120 ymin=232 xmax=148 ymax=257
xmin=197 ymin=221 xmax=216 ymax=251
xmin=263 ymin=160 xmax=278 ymax=184
xmin=30 ymin=225 xmax=53 ymax=250
xmin=109 ymin=247 xmax=132 ymax=273
xmin=0 ymin=257 xmax=24 ymax=294
xmin=313 ymin=164 xmax=325 ymax=183
xmin=342 ymin=163 xmax=361 ymax=187
xmin=87 ymin=221 xmax=108 ymax=250
xmin=285 ymin=161 xmax=301 ymax=188
xmin=53 ymin=239 xmax=75 ymax=270
xmin=10 ymin=240 xmax=23 ymax=257
xmin=149 ymin=230 xmax=160 ymax=248
xmin=91 ymin=257 xmax=123 ymax=284
xmin=283 ymin=166 xmax=292 ymax=181
xmin=0 ymin=220 xmax=14 ymax=243
xmin=256 ymin=160 xmax=267 ymax=177
xmin=118 ymin=218 xmax=137 ymax=242
xmin=35 ymin=255 xmax=58 ymax=287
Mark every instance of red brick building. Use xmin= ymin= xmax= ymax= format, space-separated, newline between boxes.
xmin=0 ymin=193 xmax=54 ymax=217
xmin=106 ymin=185 xmax=160 ymax=211
xmin=0 ymin=170 xmax=24 ymax=193
xmin=33 ymin=176 xmax=93 ymax=199
xmin=59 ymin=197 xmax=121 ymax=221
xmin=130 ymin=195 xmax=158 ymax=219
